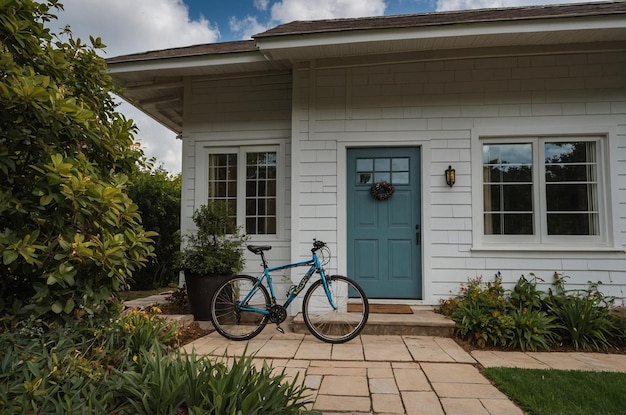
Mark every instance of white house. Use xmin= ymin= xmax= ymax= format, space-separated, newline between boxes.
xmin=107 ymin=2 xmax=626 ymax=309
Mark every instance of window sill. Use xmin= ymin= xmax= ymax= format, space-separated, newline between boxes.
xmin=471 ymin=245 xmax=625 ymax=253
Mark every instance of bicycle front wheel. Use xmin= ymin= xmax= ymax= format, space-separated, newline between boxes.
xmin=302 ymin=275 xmax=369 ymax=343
xmin=210 ymin=275 xmax=271 ymax=341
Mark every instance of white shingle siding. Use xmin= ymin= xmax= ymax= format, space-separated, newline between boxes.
xmin=290 ymin=50 xmax=626 ymax=304
xmin=181 ymin=73 xmax=293 ymax=293
xmin=179 ymin=49 xmax=625 ymax=305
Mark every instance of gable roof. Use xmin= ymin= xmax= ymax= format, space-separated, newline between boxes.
xmin=106 ymin=1 xmax=626 ymax=133
xmin=255 ymin=2 xmax=626 ymax=38
xmin=106 ymin=40 xmax=257 ymax=65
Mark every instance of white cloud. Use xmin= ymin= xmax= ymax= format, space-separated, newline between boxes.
xmin=270 ymin=0 xmax=386 ymax=22
xmin=54 ymin=0 xmax=220 ymax=57
xmin=119 ymin=103 xmax=181 ymax=174
xmin=436 ymin=0 xmax=606 ymax=12
xmin=51 ymin=0 xmax=220 ymax=173
xmin=229 ymin=15 xmax=271 ymax=40
xmin=254 ymin=0 xmax=270 ymax=11
xmin=230 ymin=0 xmax=387 ymax=40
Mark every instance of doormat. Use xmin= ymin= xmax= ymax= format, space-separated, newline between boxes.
xmin=348 ymin=304 xmax=413 ymax=314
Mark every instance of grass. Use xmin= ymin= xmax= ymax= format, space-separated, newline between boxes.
xmin=484 ymin=367 xmax=626 ymax=415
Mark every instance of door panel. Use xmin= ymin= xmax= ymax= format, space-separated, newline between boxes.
xmin=347 ymin=147 xmax=422 ymax=299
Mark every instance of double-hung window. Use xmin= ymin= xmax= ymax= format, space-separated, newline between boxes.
xmin=481 ymin=137 xmax=603 ymax=245
xmin=207 ymin=148 xmax=278 ymax=236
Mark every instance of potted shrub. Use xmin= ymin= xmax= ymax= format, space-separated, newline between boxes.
xmin=179 ymin=202 xmax=247 ymax=320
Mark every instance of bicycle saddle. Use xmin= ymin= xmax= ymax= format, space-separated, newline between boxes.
xmin=247 ymin=245 xmax=272 ymax=254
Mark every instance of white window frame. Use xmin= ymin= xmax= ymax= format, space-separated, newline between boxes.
xmin=195 ymin=144 xmax=283 ymax=241
xmin=473 ymin=135 xmax=608 ymax=249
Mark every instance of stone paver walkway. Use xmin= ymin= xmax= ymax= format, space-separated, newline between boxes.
xmin=182 ymin=327 xmax=521 ymax=415
xmin=127 ymin=297 xmax=626 ymax=414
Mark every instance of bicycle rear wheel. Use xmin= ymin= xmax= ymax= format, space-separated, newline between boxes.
xmin=302 ymin=275 xmax=369 ymax=343
xmin=210 ymin=275 xmax=271 ymax=341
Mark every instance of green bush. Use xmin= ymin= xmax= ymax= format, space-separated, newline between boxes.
xmin=544 ymin=281 xmax=618 ymax=351
xmin=0 ymin=321 xmax=116 ymax=413
xmin=506 ymin=308 xmax=558 ymax=351
xmin=115 ymin=349 xmax=314 ymax=414
xmin=1 ymin=311 xmax=315 ymax=414
xmin=127 ymin=162 xmax=181 ymax=290
xmin=0 ymin=0 xmax=155 ymax=323
xmin=448 ymin=274 xmax=513 ymax=348
xmin=445 ymin=273 xmax=624 ymax=352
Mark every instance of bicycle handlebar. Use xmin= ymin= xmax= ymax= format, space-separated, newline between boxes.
xmin=312 ymin=239 xmax=326 ymax=252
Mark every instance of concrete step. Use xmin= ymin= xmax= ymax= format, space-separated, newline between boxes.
xmin=290 ymin=309 xmax=456 ymax=337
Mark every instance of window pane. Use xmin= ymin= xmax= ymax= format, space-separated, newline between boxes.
xmin=483 ymin=143 xmax=533 ymax=235
xmin=544 ymin=142 xmax=598 ymax=235
xmin=504 ymin=214 xmax=533 ymax=234
xmin=356 ymin=159 xmax=372 ymax=172
xmin=483 ymin=143 xmax=532 ymax=164
xmin=245 ymin=151 xmax=277 ymax=235
xmin=484 ymin=213 xmax=533 ymax=235
xmin=246 ymin=199 xmax=255 ymax=216
xmin=548 ymin=213 xmax=598 ymax=235
xmin=392 ymin=172 xmax=409 ymax=184
xmin=374 ymin=158 xmax=390 ymax=171
xmin=267 ymin=217 xmax=276 ymax=234
xmin=503 ymin=184 xmax=533 ymax=211
xmin=392 ymin=158 xmax=409 ymax=171
xmin=208 ymin=153 xmax=237 ymax=228
xmin=374 ymin=172 xmax=390 ymax=182
xmin=358 ymin=173 xmax=372 ymax=184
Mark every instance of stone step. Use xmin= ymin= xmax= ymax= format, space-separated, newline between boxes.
xmin=290 ymin=309 xmax=456 ymax=337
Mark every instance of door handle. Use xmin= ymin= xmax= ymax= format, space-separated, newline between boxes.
xmin=415 ymin=224 xmax=420 ymax=246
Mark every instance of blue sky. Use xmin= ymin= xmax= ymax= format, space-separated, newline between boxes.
xmin=52 ymin=0 xmax=603 ymax=173
xmin=183 ymin=0 xmax=437 ymax=41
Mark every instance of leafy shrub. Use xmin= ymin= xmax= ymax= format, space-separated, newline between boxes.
xmin=506 ymin=308 xmax=558 ymax=351
xmin=445 ymin=273 xmax=623 ymax=352
xmin=115 ymin=349 xmax=315 ymax=414
xmin=95 ymin=306 xmax=180 ymax=367
xmin=544 ymin=276 xmax=619 ymax=351
xmin=127 ymin=162 xmax=181 ymax=290
xmin=0 ymin=0 xmax=155 ymax=323
xmin=509 ymin=273 xmax=544 ymax=311
xmin=0 ymin=311 xmax=315 ymax=414
xmin=0 ymin=322 xmax=116 ymax=413
xmin=448 ymin=275 xmax=513 ymax=347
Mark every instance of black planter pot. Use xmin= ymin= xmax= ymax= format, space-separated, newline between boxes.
xmin=183 ymin=270 xmax=232 ymax=321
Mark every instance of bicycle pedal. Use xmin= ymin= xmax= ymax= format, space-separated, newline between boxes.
xmin=275 ymin=325 xmax=285 ymax=334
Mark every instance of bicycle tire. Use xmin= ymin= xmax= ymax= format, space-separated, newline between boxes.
xmin=210 ymin=275 xmax=271 ymax=341
xmin=302 ymin=275 xmax=369 ymax=343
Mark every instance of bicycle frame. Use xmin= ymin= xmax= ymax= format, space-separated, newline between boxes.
xmin=237 ymin=251 xmax=336 ymax=315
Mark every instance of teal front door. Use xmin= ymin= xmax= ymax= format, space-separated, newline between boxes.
xmin=347 ymin=147 xmax=422 ymax=299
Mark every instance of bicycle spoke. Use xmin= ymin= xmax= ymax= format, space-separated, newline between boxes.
xmin=302 ymin=276 xmax=369 ymax=343
xmin=211 ymin=275 xmax=270 ymax=340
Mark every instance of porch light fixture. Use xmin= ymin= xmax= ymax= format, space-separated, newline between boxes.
xmin=445 ymin=165 xmax=456 ymax=187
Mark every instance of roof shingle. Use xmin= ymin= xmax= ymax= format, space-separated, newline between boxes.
xmin=254 ymin=2 xmax=626 ymax=38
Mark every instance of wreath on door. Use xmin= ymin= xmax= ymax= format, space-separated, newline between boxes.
xmin=370 ymin=181 xmax=394 ymax=201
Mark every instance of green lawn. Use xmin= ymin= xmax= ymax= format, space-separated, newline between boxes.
xmin=484 ymin=367 xmax=626 ymax=415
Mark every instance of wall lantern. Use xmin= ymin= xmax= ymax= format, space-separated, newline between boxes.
xmin=445 ymin=165 xmax=456 ymax=187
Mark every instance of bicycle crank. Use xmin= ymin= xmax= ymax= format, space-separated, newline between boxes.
xmin=269 ymin=305 xmax=287 ymax=325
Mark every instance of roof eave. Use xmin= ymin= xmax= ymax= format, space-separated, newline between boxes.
xmin=254 ymin=14 xmax=626 ymax=61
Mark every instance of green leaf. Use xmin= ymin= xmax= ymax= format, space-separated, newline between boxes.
xmin=63 ymin=298 xmax=75 ymax=313
xmin=51 ymin=301 xmax=63 ymax=314
xmin=40 ymin=193 xmax=54 ymax=206
xmin=2 ymin=250 xmax=18 ymax=265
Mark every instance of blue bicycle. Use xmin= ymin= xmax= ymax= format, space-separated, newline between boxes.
xmin=210 ymin=239 xmax=369 ymax=343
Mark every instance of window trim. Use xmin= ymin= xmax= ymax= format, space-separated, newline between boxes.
xmin=195 ymin=143 xmax=284 ymax=240
xmin=472 ymin=134 xmax=609 ymax=249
